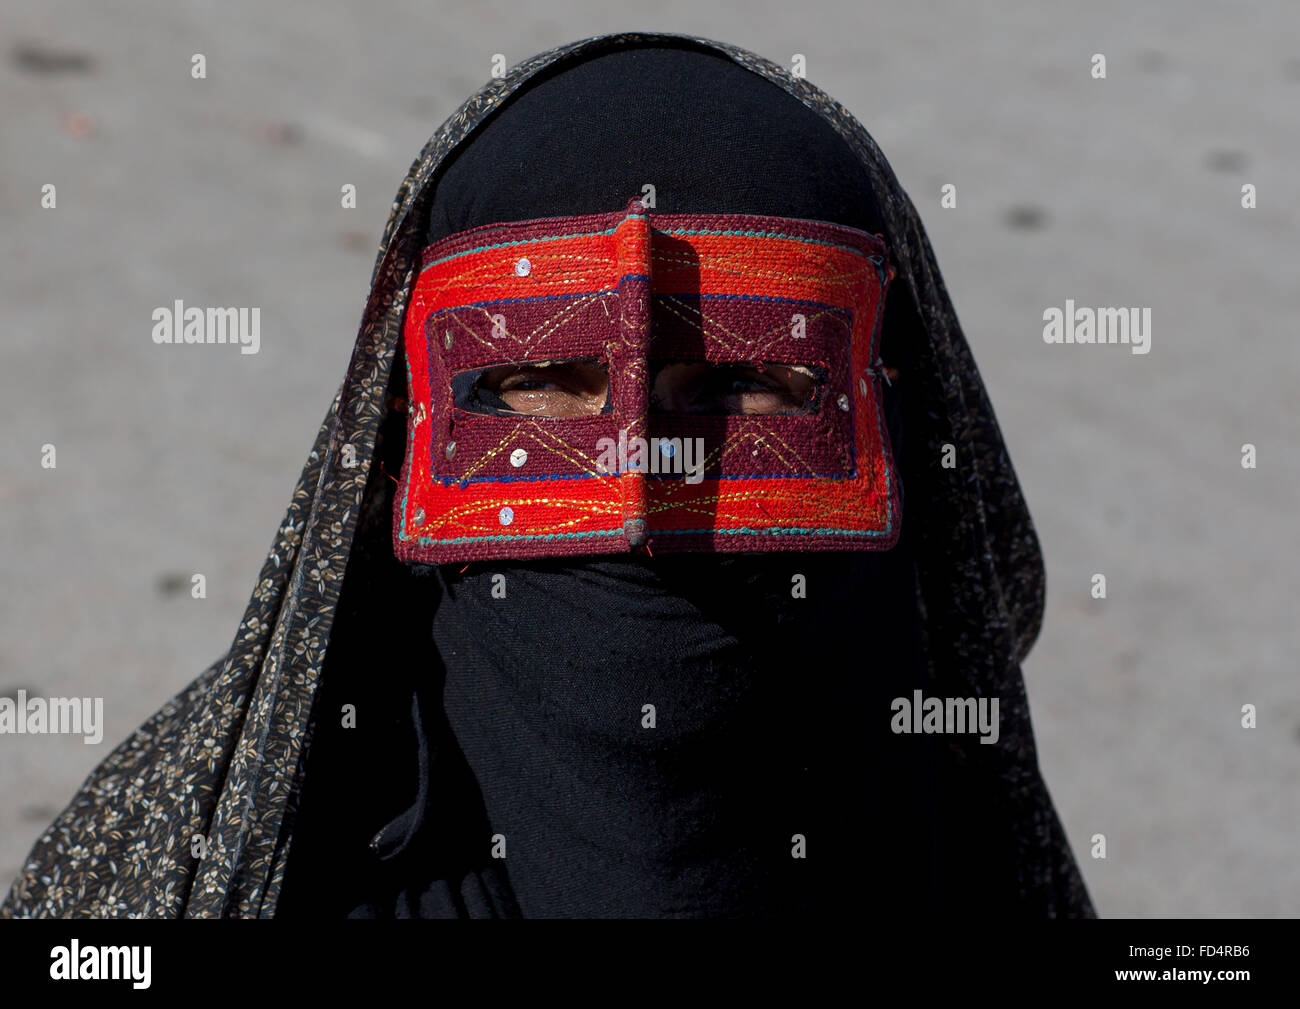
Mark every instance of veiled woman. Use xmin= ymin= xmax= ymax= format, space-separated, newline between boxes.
xmin=3 ymin=33 xmax=1093 ymax=919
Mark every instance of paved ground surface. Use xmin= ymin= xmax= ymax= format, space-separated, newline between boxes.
xmin=2 ymin=0 xmax=1297 ymax=917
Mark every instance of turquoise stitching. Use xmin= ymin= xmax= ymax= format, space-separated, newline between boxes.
xmin=421 ymin=213 xmax=649 ymax=273
xmin=413 ymin=529 xmax=625 ymax=545
xmin=867 ymin=257 xmax=896 ymax=535
xmin=411 ymin=524 xmax=892 ymax=546
xmin=421 ymin=227 xmax=620 ymax=272
xmin=419 ymin=217 xmax=865 ymax=274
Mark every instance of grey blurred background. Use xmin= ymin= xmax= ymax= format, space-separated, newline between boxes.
xmin=2 ymin=1 xmax=1296 ymax=917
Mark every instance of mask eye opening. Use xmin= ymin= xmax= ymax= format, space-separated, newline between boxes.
xmin=648 ymin=360 xmax=829 ymax=416
xmin=451 ymin=357 xmax=611 ymax=418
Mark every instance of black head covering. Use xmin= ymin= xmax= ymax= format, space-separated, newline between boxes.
xmin=3 ymin=33 xmax=1092 ymax=920
xmin=425 ymin=43 xmax=886 ymax=242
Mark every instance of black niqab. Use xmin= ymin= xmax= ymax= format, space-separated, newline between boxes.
xmin=421 ymin=46 xmax=918 ymax=917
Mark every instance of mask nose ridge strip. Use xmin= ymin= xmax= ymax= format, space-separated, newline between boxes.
xmin=612 ymin=197 xmax=653 ymax=548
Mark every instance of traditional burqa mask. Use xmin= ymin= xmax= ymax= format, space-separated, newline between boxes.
xmin=397 ymin=47 xmax=899 ymax=562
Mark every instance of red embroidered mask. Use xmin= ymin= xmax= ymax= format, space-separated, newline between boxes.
xmin=394 ymin=198 xmax=899 ymax=563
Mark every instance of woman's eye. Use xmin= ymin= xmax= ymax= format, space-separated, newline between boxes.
xmin=651 ymin=362 xmax=820 ymax=415
xmin=475 ymin=361 xmax=609 ymax=417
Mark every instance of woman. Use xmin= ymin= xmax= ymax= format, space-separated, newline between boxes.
xmin=3 ymin=33 xmax=1093 ymax=919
